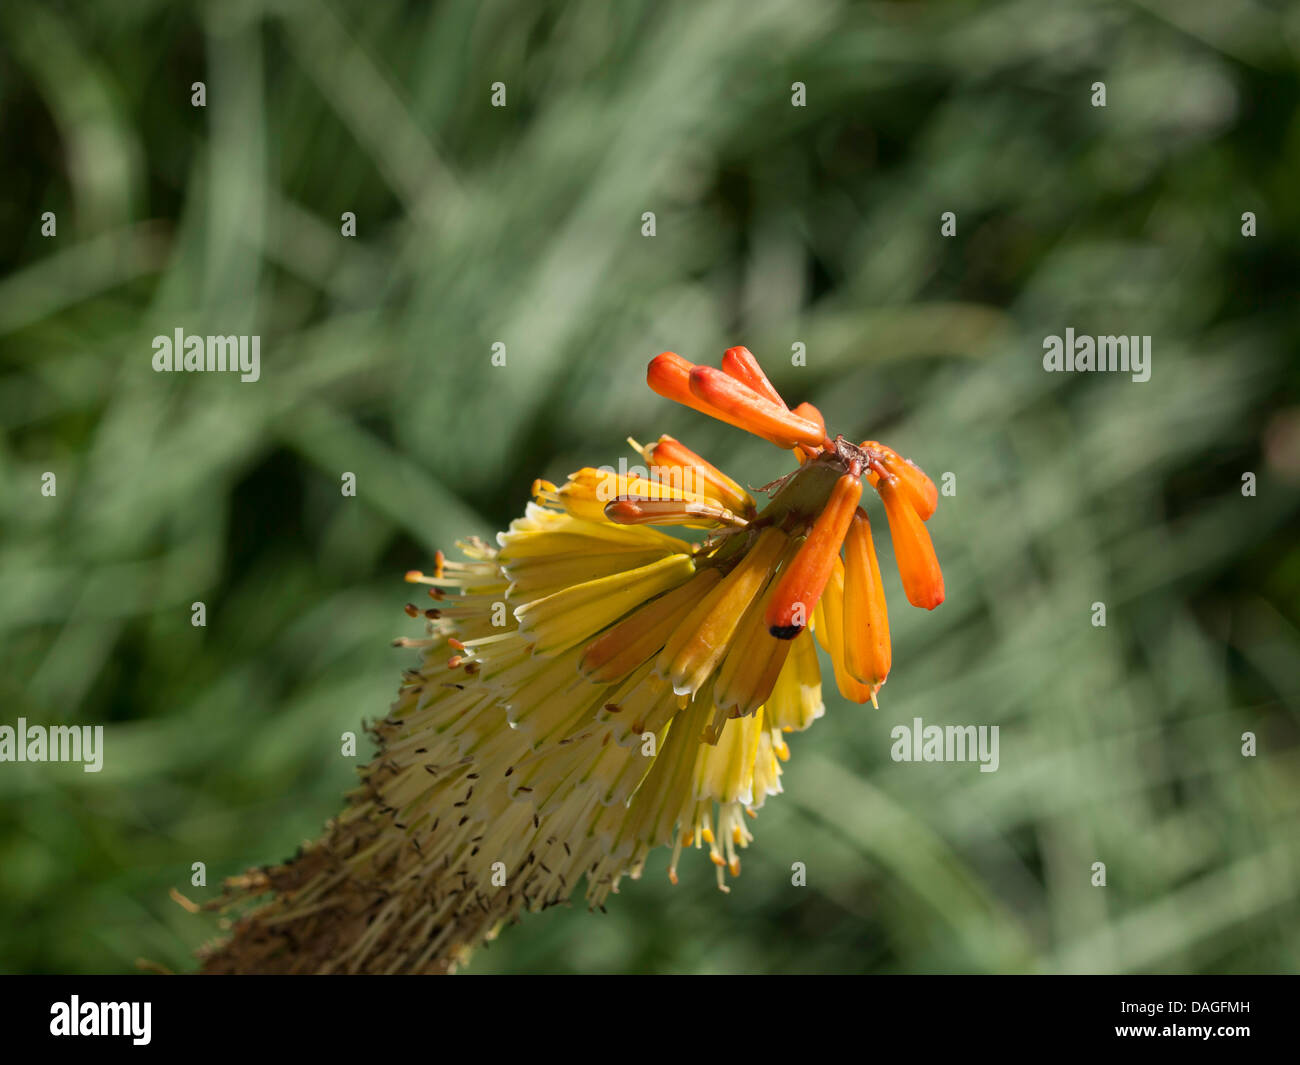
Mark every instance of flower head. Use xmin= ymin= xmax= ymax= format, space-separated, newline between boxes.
xmin=201 ymin=347 xmax=944 ymax=974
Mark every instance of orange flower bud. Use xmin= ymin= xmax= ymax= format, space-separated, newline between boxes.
xmin=765 ymin=472 xmax=863 ymax=638
xmin=721 ymin=346 xmax=787 ymax=409
xmin=877 ymin=473 xmax=944 ymax=610
xmin=817 ymin=558 xmax=878 ymax=705
xmin=643 ymin=435 xmax=754 ymax=516
xmin=791 ymin=401 xmax=824 ymax=433
xmin=791 ymin=401 xmax=834 ymax=459
xmin=604 ymin=497 xmax=745 ymax=529
xmin=688 ymin=367 xmax=826 ymax=450
xmin=647 ymin=353 xmax=761 ymax=437
xmin=880 ymin=451 xmax=938 ymax=521
xmin=842 ymin=507 xmax=891 ymax=686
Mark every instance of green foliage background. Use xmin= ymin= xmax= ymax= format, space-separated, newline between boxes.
xmin=1 ymin=0 xmax=1298 ymax=974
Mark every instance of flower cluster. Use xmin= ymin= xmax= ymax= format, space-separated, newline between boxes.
xmin=201 ymin=346 xmax=943 ymax=974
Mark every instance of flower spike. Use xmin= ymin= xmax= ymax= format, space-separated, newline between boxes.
xmin=201 ymin=342 xmax=945 ymax=976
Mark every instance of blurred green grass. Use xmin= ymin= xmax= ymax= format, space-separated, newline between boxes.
xmin=1 ymin=0 xmax=1298 ymax=974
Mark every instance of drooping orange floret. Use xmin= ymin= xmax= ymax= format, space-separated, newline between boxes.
xmin=875 ymin=471 xmax=945 ymax=609
xmin=843 ymin=507 xmax=891 ymax=687
xmin=765 ymin=471 xmax=863 ymax=638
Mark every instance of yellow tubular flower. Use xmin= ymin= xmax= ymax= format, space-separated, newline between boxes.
xmin=514 ymin=553 xmax=696 ymax=656
xmin=543 ymin=467 xmax=719 ymax=525
xmin=713 ymin=548 xmax=799 ymax=717
xmin=765 ymin=629 xmax=824 ymax=734
xmin=201 ymin=346 xmax=945 ymax=974
xmin=579 ymin=570 xmax=723 ymax=684
xmin=654 ymin=526 xmax=789 ymax=698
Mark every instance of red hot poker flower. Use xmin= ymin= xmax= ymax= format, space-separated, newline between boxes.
xmin=201 ymin=344 xmax=946 ymax=976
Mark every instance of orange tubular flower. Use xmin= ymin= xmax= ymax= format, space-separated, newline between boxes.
xmin=881 ymin=451 xmax=938 ymax=520
xmin=791 ymin=401 xmax=825 ymax=433
xmin=647 ymin=352 xmax=767 ymax=439
xmin=604 ymin=497 xmax=746 ymax=529
xmin=647 ymin=352 xmax=749 ymax=431
xmin=817 ymin=558 xmax=879 ymax=705
xmin=876 ymin=472 xmax=945 ymax=609
xmin=842 ymin=507 xmax=891 ymax=687
xmin=765 ymin=471 xmax=863 ymax=638
xmin=686 ymin=367 xmax=826 ymax=450
xmin=863 ymin=442 xmax=938 ymax=521
xmin=638 ymin=434 xmax=754 ymax=517
xmin=791 ymin=401 xmax=834 ymax=460
xmin=721 ymin=349 xmax=831 ymax=458
xmin=721 ymin=345 xmax=787 ymax=408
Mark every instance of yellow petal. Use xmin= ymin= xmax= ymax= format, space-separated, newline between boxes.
xmin=580 ymin=570 xmax=722 ymax=684
xmin=764 ymin=630 xmax=824 ymax=732
xmin=515 ymin=554 xmax=695 ymax=656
